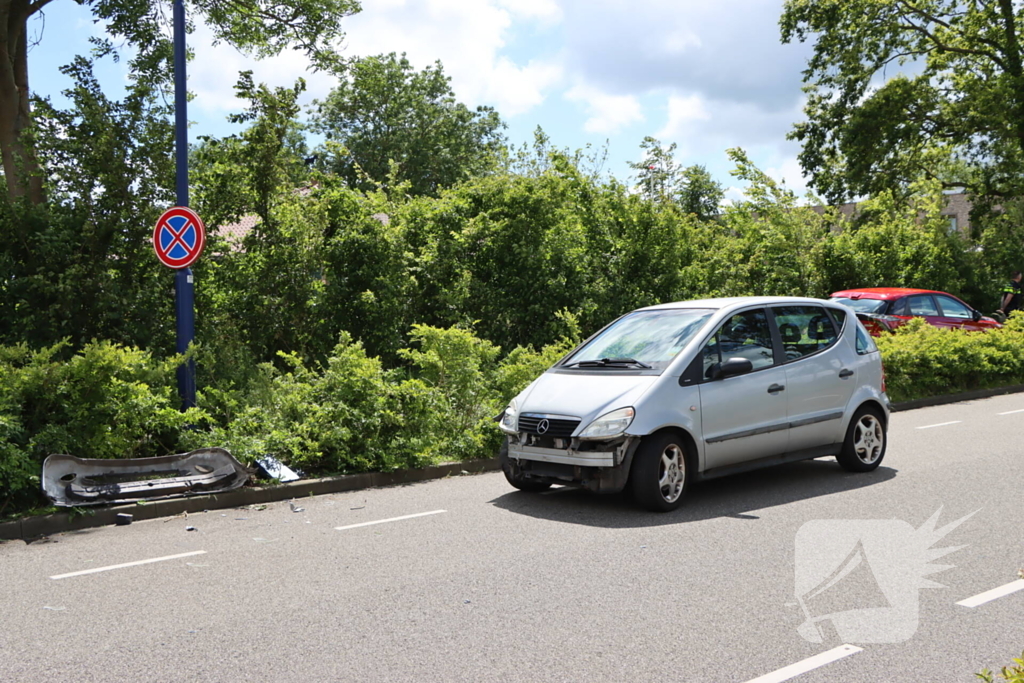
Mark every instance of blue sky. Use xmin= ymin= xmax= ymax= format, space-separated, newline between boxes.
xmin=28 ymin=0 xmax=815 ymax=199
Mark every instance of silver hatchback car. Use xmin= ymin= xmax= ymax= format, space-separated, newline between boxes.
xmin=498 ymin=297 xmax=889 ymax=511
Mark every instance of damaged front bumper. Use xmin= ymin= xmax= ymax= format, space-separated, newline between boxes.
xmin=503 ymin=434 xmax=639 ymax=493
xmin=42 ymin=448 xmax=250 ymax=507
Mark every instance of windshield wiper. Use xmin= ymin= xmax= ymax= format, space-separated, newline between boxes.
xmin=562 ymin=357 xmax=652 ymax=369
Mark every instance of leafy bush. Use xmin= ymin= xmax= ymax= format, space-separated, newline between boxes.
xmin=876 ymin=314 xmax=1024 ymax=402
xmin=183 ymin=324 xmax=517 ymax=476
xmin=978 ymin=651 xmax=1024 ymax=682
xmin=181 ymin=332 xmax=444 ymax=474
xmin=0 ymin=341 xmax=202 ymax=515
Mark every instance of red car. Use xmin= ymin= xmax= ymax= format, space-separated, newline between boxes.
xmin=830 ymin=287 xmax=1002 ymax=335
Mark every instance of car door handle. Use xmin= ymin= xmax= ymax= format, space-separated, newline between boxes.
xmin=767 ymin=383 xmax=785 ymax=394
xmin=839 ymin=369 xmax=854 ymax=379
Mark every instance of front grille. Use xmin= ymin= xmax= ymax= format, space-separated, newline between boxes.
xmin=518 ymin=414 xmax=580 ymax=438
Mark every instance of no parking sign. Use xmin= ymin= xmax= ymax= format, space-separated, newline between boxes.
xmin=153 ymin=206 xmax=206 ymax=269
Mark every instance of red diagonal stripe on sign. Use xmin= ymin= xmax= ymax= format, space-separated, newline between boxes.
xmin=164 ymin=221 xmax=194 ymax=254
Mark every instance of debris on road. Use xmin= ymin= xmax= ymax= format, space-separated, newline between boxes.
xmin=186 ymin=526 xmax=196 ymax=532
xmin=42 ymin=448 xmax=249 ymax=507
xmin=256 ymin=455 xmax=301 ymax=483
xmin=115 ymin=514 xmax=133 ymax=526
xmin=289 ymin=501 xmax=305 ymax=513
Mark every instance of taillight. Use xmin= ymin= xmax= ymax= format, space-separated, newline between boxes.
xmin=856 ymin=312 xmax=900 ymax=335
xmin=873 ymin=315 xmax=901 ymax=332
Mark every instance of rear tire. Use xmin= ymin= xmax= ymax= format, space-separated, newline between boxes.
xmin=499 ymin=441 xmax=551 ymax=493
xmin=629 ymin=433 xmax=691 ymax=512
xmin=837 ymin=406 xmax=886 ymax=472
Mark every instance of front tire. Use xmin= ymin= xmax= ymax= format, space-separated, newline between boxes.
xmin=499 ymin=441 xmax=551 ymax=493
xmin=837 ymin=407 xmax=887 ymax=472
xmin=629 ymin=433 xmax=691 ymax=512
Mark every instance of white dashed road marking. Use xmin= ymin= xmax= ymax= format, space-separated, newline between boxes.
xmin=742 ymin=644 xmax=862 ymax=683
xmin=50 ymin=550 xmax=207 ymax=580
xmin=335 ymin=509 xmax=447 ymax=531
xmin=956 ymin=579 xmax=1024 ymax=608
xmin=997 ymin=408 xmax=1024 ymax=415
xmin=916 ymin=421 xmax=962 ymax=430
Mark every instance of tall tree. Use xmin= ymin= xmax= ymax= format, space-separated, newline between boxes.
xmin=629 ymin=137 xmax=722 ymax=219
xmin=629 ymin=136 xmax=683 ymax=203
xmin=312 ymin=53 xmax=506 ymax=196
xmin=1 ymin=0 xmax=359 ymax=204
xmin=678 ymin=164 xmax=724 ymax=221
xmin=781 ymin=0 xmax=1024 ymax=204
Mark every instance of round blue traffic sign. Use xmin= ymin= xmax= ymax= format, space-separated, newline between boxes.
xmin=153 ymin=206 xmax=206 ymax=269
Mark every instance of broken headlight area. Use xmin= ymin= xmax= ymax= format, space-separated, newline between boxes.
xmin=42 ymin=448 xmax=250 ymax=507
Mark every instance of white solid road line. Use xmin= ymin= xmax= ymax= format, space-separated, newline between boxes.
xmin=997 ymin=408 xmax=1024 ymax=415
xmin=50 ymin=550 xmax=207 ymax=580
xmin=335 ymin=509 xmax=447 ymax=531
xmin=742 ymin=645 xmax=862 ymax=683
xmin=916 ymin=420 xmax=962 ymax=429
xmin=956 ymin=579 xmax=1024 ymax=608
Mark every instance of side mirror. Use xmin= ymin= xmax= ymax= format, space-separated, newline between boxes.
xmin=709 ymin=357 xmax=753 ymax=380
xmin=972 ymin=309 xmax=982 ymax=322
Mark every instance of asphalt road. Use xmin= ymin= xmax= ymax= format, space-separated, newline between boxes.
xmin=2 ymin=394 xmax=1022 ymax=682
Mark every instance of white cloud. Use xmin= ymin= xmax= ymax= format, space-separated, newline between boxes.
xmin=656 ymin=93 xmax=711 ymax=139
xmin=722 ymin=186 xmax=746 ymax=206
xmin=662 ymin=29 xmax=702 ymax=55
xmin=565 ymin=83 xmax=644 ymax=134
xmin=186 ymin=0 xmax=565 ymax=122
xmin=496 ymin=0 xmax=563 ymax=23
xmin=189 ymin=23 xmax=337 ymax=117
xmin=342 ymin=0 xmax=563 ymax=117
xmin=767 ymin=156 xmax=810 ymax=196
xmin=484 ymin=58 xmax=564 ymax=116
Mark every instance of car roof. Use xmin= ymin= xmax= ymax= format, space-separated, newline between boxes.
xmin=830 ymin=287 xmax=944 ymax=300
xmin=638 ymin=296 xmax=841 ymax=311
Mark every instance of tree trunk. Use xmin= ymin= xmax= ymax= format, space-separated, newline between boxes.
xmin=997 ymin=0 xmax=1024 ymax=167
xmin=1 ymin=0 xmax=46 ymax=205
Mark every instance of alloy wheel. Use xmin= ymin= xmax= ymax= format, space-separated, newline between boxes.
xmin=658 ymin=444 xmax=685 ymax=503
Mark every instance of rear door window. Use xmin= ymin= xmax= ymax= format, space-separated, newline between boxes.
xmin=828 ymin=307 xmax=847 ymax=331
xmin=772 ymin=306 xmax=838 ymax=361
xmin=908 ymin=295 xmax=939 ymax=316
xmin=856 ymin=322 xmax=877 ymax=354
xmin=935 ymin=295 xmax=973 ymax=319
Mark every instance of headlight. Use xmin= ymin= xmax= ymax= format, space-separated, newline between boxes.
xmin=500 ymin=400 xmax=518 ymax=434
xmin=579 ymin=407 xmax=635 ymax=440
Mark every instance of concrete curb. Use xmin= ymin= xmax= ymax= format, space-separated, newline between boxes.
xmin=0 ymin=457 xmax=501 ymax=542
xmin=4 ymin=383 xmax=1023 ymax=543
xmin=890 ymin=383 xmax=1024 ymax=412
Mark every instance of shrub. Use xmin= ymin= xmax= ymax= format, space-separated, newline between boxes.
xmin=875 ymin=314 xmax=1024 ymax=402
xmin=977 ymin=650 xmax=1024 ymax=682
xmin=181 ymin=332 xmax=442 ymax=474
xmin=0 ymin=341 xmax=202 ymax=515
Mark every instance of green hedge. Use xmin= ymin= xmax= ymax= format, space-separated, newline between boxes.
xmin=0 ymin=341 xmax=200 ymax=517
xmin=875 ymin=313 xmax=1024 ymax=403
xmin=3 ymin=315 xmax=1022 ymax=518
xmin=0 ymin=325 xmax=573 ymax=518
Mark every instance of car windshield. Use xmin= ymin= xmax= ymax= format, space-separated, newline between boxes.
xmin=830 ymin=297 xmax=888 ymax=314
xmin=561 ymin=308 xmax=714 ymax=373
